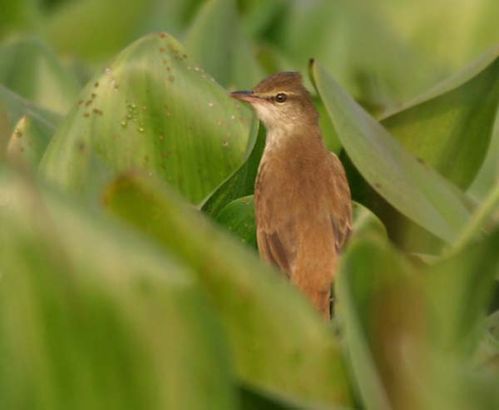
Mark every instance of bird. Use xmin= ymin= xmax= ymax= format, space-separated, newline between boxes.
xmin=230 ymin=72 xmax=352 ymax=320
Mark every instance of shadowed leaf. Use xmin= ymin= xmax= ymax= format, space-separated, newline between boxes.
xmin=214 ymin=195 xmax=257 ymax=249
xmin=202 ymin=120 xmax=263 ymax=216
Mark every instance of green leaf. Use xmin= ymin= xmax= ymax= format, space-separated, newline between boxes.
xmin=311 ymin=60 xmax=470 ymax=243
xmin=214 ymin=195 xmax=257 ymax=249
xmin=40 ymin=33 xmax=252 ymax=204
xmin=469 ymin=118 xmax=499 ymax=200
xmin=0 ymin=36 xmax=80 ymax=114
xmin=184 ymin=0 xmax=263 ymax=87
xmin=381 ymin=47 xmax=499 ymax=189
xmin=202 ymin=119 xmax=263 ymax=216
xmin=103 ymin=172 xmax=353 ymax=407
xmin=0 ymin=166 xmax=237 ymax=409
xmin=6 ymin=115 xmax=52 ymax=167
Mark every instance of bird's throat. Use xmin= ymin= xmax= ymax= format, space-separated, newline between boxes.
xmin=263 ymin=122 xmax=324 ymax=157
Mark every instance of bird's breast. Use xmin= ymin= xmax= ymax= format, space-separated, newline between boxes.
xmin=255 ymin=143 xmax=332 ymax=219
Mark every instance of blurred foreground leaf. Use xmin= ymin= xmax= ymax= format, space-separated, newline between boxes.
xmin=337 ymin=229 xmax=499 ymax=410
xmin=103 ymin=172 xmax=352 ymax=407
xmin=0 ymin=166 xmax=237 ymax=409
xmin=337 ymin=237 xmax=414 ymax=410
xmin=40 ymin=33 xmax=252 ymax=203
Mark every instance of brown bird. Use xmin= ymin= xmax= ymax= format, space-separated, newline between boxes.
xmin=231 ymin=72 xmax=352 ymax=319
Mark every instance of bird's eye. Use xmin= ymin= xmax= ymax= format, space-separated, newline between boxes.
xmin=275 ymin=93 xmax=287 ymax=103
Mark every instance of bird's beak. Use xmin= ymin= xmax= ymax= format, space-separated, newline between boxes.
xmin=230 ymin=90 xmax=259 ymax=103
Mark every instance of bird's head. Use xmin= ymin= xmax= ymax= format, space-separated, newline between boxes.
xmin=230 ymin=72 xmax=318 ymax=131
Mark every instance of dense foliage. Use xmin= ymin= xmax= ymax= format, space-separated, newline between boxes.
xmin=0 ymin=0 xmax=498 ymax=408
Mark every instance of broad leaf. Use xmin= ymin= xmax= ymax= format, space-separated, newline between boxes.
xmin=311 ymin=60 xmax=470 ymax=243
xmin=214 ymin=195 xmax=257 ymax=249
xmin=0 ymin=166 xmax=236 ymax=409
xmin=40 ymin=33 xmax=252 ymax=203
xmin=202 ymin=119 xmax=263 ymax=216
xmin=103 ymin=172 xmax=353 ymax=407
xmin=381 ymin=47 xmax=499 ymax=189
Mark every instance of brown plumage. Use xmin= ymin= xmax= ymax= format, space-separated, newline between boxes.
xmin=230 ymin=72 xmax=352 ymax=319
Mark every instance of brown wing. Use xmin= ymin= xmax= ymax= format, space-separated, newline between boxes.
xmin=254 ymin=159 xmax=297 ymax=277
xmin=328 ymin=153 xmax=352 ymax=253
xmin=256 ymin=229 xmax=294 ymax=277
